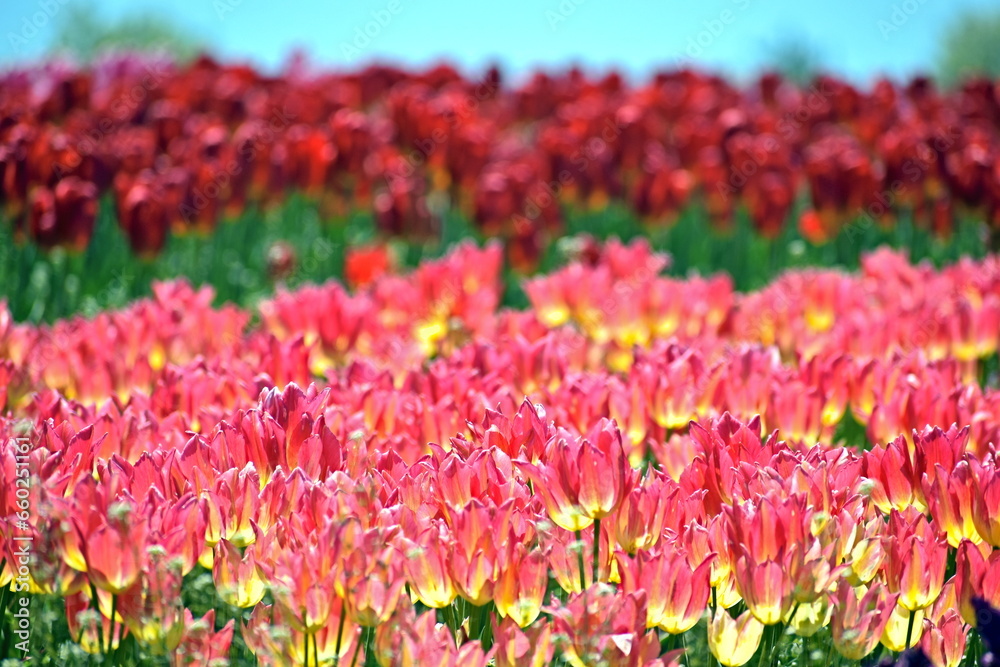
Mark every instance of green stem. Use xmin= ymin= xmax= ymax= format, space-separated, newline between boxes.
xmin=0 ymin=576 xmax=8 ymax=656
xmin=349 ymin=625 xmax=370 ymax=667
xmin=314 ymin=633 xmax=320 ymax=667
xmin=109 ymin=593 xmax=118 ymax=660
xmin=767 ymin=618 xmax=789 ymax=666
xmin=445 ymin=602 xmax=455 ymax=633
xmin=351 ymin=628 xmax=368 ymax=667
xmin=479 ymin=601 xmax=495 ymax=650
xmin=333 ymin=608 xmax=346 ymax=666
xmin=88 ymin=581 xmax=105 ymax=656
xmin=904 ymin=607 xmax=916 ymax=651
xmin=303 ymin=629 xmax=310 ymax=667
xmin=757 ymin=623 xmax=773 ymax=667
xmin=592 ymin=518 xmax=601 ymax=584
xmin=575 ymin=529 xmax=587 ymax=590
xmin=469 ymin=603 xmax=482 ymax=643
xmin=787 ymin=602 xmax=800 ymax=625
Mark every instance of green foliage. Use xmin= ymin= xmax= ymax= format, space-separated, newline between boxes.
xmin=0 ymin=197 xmax=991 ymax=324
xmin=48 ymin=3 xmax=203 ymax=63
xmin=937 ymin=9 xmax=1000 ymax=87
xmin=763 ymin=39 xmax=823 ymax=87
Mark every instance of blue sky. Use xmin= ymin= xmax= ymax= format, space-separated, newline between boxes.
xmin=3 ymin=0 xmax=1000 ymax=83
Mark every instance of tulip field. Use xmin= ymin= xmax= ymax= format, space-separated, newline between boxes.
xmin=5 ymin=57 xmax=1000 ymax=667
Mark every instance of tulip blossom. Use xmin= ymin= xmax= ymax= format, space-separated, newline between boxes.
xmin=613 ymin=470 xmax=674 ymax=554
xmin=707 ymin=607 xmax=764 ymax=667
xmin=494 ymin=544 xmax=548 ymax=628
xmin=213 ymin=539 xmax=268 ymax=609
xmin=881 ymin=512 xmax=948 ymax=612
xmin=924 ymin=461 xmax=980 ymax=547
xmin=492 ymin=616 xmax=555 ymax=667
xmin=616 ymin=545 xmax=712 ymax=634
xmin=972 ymin=460 xmax=1000 ymax=547
xmin=86 ymin=514 xmax=146 ymax=595
xmin=921 ymin=610 xmax=967 ymax=667
xmin=171 ymin=609 xmax=234 ymax=667
xmin=734 ymin=556 xmax=792 ymax=625
xmin=548 ymin=586 xmax=671 ymax=667
xmin=954 ymin=539 xmax=1000 ymax=625
xmin=116 ymin=553 xmax=186 ymax=653
xmin=10 ymin=216 xmax=1000 ymax=667
xmin=519 ymin=419 xmax=632 ymax=526
xmin=881 ymin=601 xmax=925 ymax=652
xmin=65 ymin=589 xmax=125 ymax=656
xmin=830 ymin=581 xmax=899 ymax=661
xmin=401 ymin=524 xmax=458 ymax=609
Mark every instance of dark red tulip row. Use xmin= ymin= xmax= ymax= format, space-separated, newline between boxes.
xmin=3 ymin=56 xmax=1000 ymax=265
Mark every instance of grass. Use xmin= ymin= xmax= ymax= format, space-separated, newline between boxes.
xmin=0 ymin=195 xmax=991 ymax=323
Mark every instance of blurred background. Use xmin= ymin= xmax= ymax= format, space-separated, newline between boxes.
xmin=4 ymin=0 xmax=1000 ymax=324
xmin=3 ymin=0 xmax=1000 ymax=85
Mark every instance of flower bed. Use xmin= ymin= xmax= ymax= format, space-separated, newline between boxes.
xmin=2 ymin=239 xmax=1000 ymax=665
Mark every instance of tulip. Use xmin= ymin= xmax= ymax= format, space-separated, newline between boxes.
xmin=516 ymin=419 xmax=632 ymax=585
xmin=616 ymin=545 xmax=712 ymax=634
xmin=785 ymin=597 xmax=831 ymax=637
xmin=338 ymin=528 xmax=406 ymax=627
xmin=613 ymin=470 xmax=673 ymax=554
xmin=971 ymin=461 xmax=1000 ymax=547
xmin=920 ymin=610 xmax=967 ymax=667
xmin=375 ymin=603 xmax=490 ymax=667
xmin=210 ymin=464 xmax=261 ymax=548
xmin=116 ymin=552 xmax=185 ymax=654
xmin=882 ymin=519 xmax=948 ymax=612
xmin=954 ymin=539 xmax=1000 ymax=625
xmin=830 ymin=581 xmax=899 ymax=661
xmin=881 ymin=601 xmax=925 ymax=652
xmin=837 ymin=514 xmax=886 ymax=586
xmin=682 ymin=520 xmax=742 ymax=609
xmin=86 ymin=518 xmax=145 ymax=596
xmin=244 ymin=601 xmax=360 ymax=666
xmin=734 ymin=556 xmax=791 ymax=625
xmin=345 ymin=244 xmax=395 ymax=288
xmin=863 ymin=437 xmax=924 ymax=513
xmin=517 ymin=419 xmax=633 ymax=530
xmin=547 ymin=586 xmax=660 ymax=667
xmin=492 ymin=616 xmax=555 ymax=667
xmin=213 ymin=539 xmax=268 ymax=609
xmin=923 ymin=461 xmax=980 ymax=547
xmin=171 ymin=609 xmax=235 ymax=667
xmin=401 ymin=525 xmax=457 ymax=609
xmin=65 ymin=589 xmax=125 ymax=656
xmin=912 ymin=425 xmax=969 ymax=484
xmin=494 ymin=544 xmax=548 ymax=628
xmin=707 ymin=607 xmax=765 ymax=667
